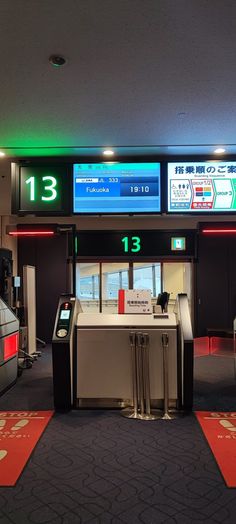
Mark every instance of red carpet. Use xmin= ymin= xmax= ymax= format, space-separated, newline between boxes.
xmin=0 ymin=410 xmax=54 ymax=486
xmin=195 ymin=411 xmax=236 ymax=487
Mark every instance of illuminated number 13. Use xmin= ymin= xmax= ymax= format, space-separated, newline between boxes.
xmin=121 ymin=236 xmax=141 ymax=253
xmin=25 ymin=175 xmax=57 ymax=201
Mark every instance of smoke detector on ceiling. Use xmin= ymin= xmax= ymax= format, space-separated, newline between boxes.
xmin=49 ymin=55 xmax=67 ymax=67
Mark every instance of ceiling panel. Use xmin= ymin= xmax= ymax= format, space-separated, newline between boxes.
xmin=0 ymin=0 xmax=236 ymax=158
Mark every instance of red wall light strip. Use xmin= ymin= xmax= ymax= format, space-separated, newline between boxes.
xmin=9 ymin=231 xmax=55 ymax=236
xmin=202 ymin=229 xmax=236 ymax=234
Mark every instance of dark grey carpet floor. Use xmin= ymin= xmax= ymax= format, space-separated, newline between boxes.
xmin=0 ymin=348 xmax=235 ymax=523
xmin=193 ymin=354 xmax=236 ymax=411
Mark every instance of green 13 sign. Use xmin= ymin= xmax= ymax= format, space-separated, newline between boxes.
xmin=19 ymin=166 xmax=63 ymax=212
xmin=25 ymin=175 xmax=57 ymax=202
xmin=121 ymin=235 xmax=141 ymax=253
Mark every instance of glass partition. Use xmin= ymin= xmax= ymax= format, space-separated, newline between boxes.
xmin=162 ymin=262 xmax=192 ymax=314
xmin=133 ymin=262 xmax=161 ymax=303
xmin=76 ymin=263 xmax=100 ymax=312
xmin=102 ymin=262 xmax=129 ymax=313
xmin=75 ymin=260 xmax=192 ymax=318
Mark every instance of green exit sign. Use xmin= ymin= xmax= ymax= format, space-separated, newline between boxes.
xmin=171 ymin=237 xmax=186 ymax=251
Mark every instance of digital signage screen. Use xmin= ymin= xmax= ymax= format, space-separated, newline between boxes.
xmin=11 ymin=163 xmax=71 ymax=216
xmin=73 ymin=162 xmax=161 ymax=214
xmin=167 ymin=161 xmax=236 ymax=213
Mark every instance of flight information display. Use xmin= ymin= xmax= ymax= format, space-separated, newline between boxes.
xmin=73 ymin=162 xmax=161 ymax=213
xmin=167 ymin=161 xmax=236 ymax=212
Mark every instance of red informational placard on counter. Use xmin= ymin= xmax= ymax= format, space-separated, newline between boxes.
xmin=118 ymin=289 xmax=152 ymax=314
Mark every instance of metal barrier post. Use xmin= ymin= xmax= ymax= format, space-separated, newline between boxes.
xmin=122 ymin=331 xmax=139 ymax=419
xmin=122 ymin=330 xmax=160 ymax=420
xmin=130 ymin=332 xmax=139 ymax=417
xmin=161 ymin=332 xmax=172 ymax=420
xmin=137 ymin=332 xmax=145 ymax=419
xmin=141 ymin=332 xmax=159 ymax=420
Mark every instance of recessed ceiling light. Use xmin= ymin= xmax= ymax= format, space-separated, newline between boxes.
xmin=0 ymin=151 xmax=5 ymax=157
xmin=214 ymin=147 xmax=226 ymax=154
xmin=103 ymin=149 xmax=114 ymax=156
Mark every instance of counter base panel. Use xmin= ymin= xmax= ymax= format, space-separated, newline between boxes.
xmin=76 ymin=328 xmax=178 ymax=400
xmin=76 ymin=398 xmax=178 ymax=409
xmin=0 ymin=357 xmax=18 ymax=396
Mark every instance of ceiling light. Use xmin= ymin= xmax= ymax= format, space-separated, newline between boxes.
xmin=214 ymin=147 xmax=226 ymax=154
xmin=103 ymin=161 xmax=118 ymax=164
xmin=103 ymin=149 xmax=114 ymax=156
xmin=0 ymin=151 xmax=5 ymax=157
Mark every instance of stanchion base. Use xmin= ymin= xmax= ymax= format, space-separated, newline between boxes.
xmin=121 ymin=408 xmax=140 ymax=419
xmin=162 ymin=412 xmax=172 ymax=420
xmin=162 ymin=411 xmax=182 ymax=420
xmin=121 ymin=408 xmax=161 ymax=420
xmin=138 ymin=413 xmax=160 ymax=420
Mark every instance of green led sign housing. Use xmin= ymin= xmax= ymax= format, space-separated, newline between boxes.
xmin=11 ymin=163 xmax=71 ymax=215
xmin=74 ymin=230 xmax=196 ymax=259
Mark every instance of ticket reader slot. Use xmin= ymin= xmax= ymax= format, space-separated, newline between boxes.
xmin=52 ymin=295 xmax=78 ymax=410
xmin=56 ymin=302 xmax=72 ymax=338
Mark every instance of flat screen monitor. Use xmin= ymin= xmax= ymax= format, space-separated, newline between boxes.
xmin=167 ymin=161 xmax=236 ymax=213
xmin=11 ymin=163 xmax=71 ymax=216
xmin=73 ymin=162 xmax=161 ymax=214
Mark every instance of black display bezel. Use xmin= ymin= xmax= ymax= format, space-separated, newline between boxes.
xmin=11 ymin=156 xmax=236 ymax=217
xmin=72 ymin=161 xmax=162 ymax=216
xmin=74 ymin=229 xmax=197 ymax=260
xmin=11 ymin=161 xmax=72 ymax=216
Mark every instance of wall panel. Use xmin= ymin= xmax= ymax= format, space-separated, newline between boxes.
xmin=18 ymin=235 xmax=68 ymax=342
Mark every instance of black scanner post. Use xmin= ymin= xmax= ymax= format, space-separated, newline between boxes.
xmin=52 ymin=295 xmax=78 ymax=410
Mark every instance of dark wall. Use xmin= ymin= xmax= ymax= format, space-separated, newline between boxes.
xmin=18 ymin=235 xmax=69 ymax=342
xmin=196 ymin=233 xmax=236 ymax=336
xmin=0 ymin=248 xmax=12 ymax=306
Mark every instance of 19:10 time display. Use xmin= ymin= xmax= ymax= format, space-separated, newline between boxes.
xmin=130 ymin=186 xmax=150 ymax=193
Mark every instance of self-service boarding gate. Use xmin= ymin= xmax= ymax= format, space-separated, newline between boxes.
xmin=52 ymin=293 xmax=193 ymax=413
xmin=0 ymin=297 xmax=19 ymax=395
xmin=52 ymin=295 xmax=78 ymax=410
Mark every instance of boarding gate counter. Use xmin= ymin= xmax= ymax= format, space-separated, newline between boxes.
xmin=76 ymin=313 xmax=178 ymax=409
xmin=52 ymin=294 xmax=193 ymax=413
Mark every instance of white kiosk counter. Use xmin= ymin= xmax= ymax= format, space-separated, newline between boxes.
xmin=76 ymin=313 xmax=179 ymax=409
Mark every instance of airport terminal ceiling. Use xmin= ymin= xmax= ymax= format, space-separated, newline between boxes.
xmin=1 ymin=1 xmax=236 ymax=159
xmin=1 ymin=1 xmax=236 ymax=230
